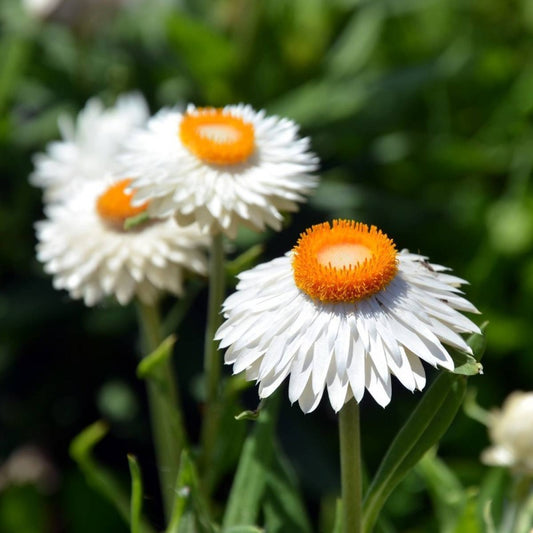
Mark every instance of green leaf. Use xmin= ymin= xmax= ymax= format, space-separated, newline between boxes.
xmin=234 ymin=409 xmax=261 ymax=421
xmin=136 ymin=334 xmax=176 ymax=379
xmin=69 ymin=422 xmax=156 ymax=533
xmin=127 ymin=455 xmax=143 ymax=533
xmin=327 ymin=4 xmax=385 ymax=77
xmin=224 ymin=526 xmax=265 ymax=533
xmin=166 ymin=451 xmax=214 ymax=533
xmin=222 ymin=394 xmax=281 ymax=529
xmin=416 ymin=451 xmax=467 ymax=533
xmin=362 ymin=373 xmax=467 ymax=533
xmin=263 ymin=445 xmax=313 ymax=533
xmin=226 ymin=245 xmax=264 ymax=280
xmin=477 ymin=468 xmax=510 ymax=529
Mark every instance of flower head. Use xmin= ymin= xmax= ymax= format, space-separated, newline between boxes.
xmin=121 ymin=104 xmax=319 ymax=238
xmin=481 ymin=391 xmax=533 ymax=474
xmin=216 ymin=220 xmax=480 ymax=413
xmin=30 ymin=93 xmax=149 ymax=202
xmin=36 ymin=179 xmax=208 ymax=306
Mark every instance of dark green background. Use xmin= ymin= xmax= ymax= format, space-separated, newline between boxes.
xmin=1 ymin=0 xmax=531 ymax=531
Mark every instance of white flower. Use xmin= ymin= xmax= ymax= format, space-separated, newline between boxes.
xmin=121 ymin=104 xmax=319 ymax=238
xmin=481 ymin=391 xmax=533 ymax=474
xmin=30 ymin=93 xmax=149 ymax=202
xmin=36 ymin=179 xmax=208 ymax=306
xmin=216 ymin=220 xmax=480 ymax=413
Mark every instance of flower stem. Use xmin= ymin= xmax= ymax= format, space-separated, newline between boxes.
xmin=339 ymin=398 xmax=362 ymax=533
xmin=137 ymin=301 xmax=187 ymax=522
xmin=200 ymin=233 xmax=226 ymax=489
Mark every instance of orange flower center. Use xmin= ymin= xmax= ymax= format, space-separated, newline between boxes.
xmin=96 ymin=179 xmax=148 ymax=228
xmin=179 ymin=108 xmax=255 ymax=165
xmin=292 ymin=220 xmax=398 ymax=303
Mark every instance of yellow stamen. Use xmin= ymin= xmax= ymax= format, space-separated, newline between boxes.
xmin=292 ymin=220 xmax=398 ymax=303
xmin=96 ymin=179 xmax=148 ymax=228
xmin=179 ymin=108 xmax=255 ymax=165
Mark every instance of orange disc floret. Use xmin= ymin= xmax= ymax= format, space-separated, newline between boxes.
xmin=292 ymin=220 xmax=398 ymax=303
xmin=179 ymin=108 xmax=255 ymax=165
xmin=96 ymin=179 xmax=148 ymax=228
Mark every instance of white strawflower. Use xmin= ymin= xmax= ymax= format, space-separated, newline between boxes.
xmin=482 ymin=391 xmax=533 ymax=474
xmin=216 ymin=220 xmax=480 ymax=413
xmin=30 ymin=93 xmax=149 ymax=202
xmin=36 ymin=178 xmax=208 ymax=306
xmin=122 ymin=104 xmax=319 ymax=238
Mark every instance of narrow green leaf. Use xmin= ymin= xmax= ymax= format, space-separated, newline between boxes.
xmin=363 ymin=324 xmax=488 ymax=530
xmin=222 ymin=394 xmax=281 ymax=529
xmin=69 ymin=420 xmax=109 ymax=463
xmin=332 ymin=499 xmax=343 ymax=533
xmin=223 ymin=526 xmax=262 ymax=533
xmin=477 ymin=468 xmax=510 ymax=529
xmin=167 ymin=451 xmax=214 ymax=533
xmin=234 ymin=409 xmax=260 ymax=421
xmin=327 ymin=4 xmax=385 ymax=77
xmin=416 ymin=451 xmax=466 ymax=533
xmin=69 ymin=422 xmax=156 ymax=533
xmin=263 ymin=445 xmax=312 ymax=533
xmin=226 ymin=245 xmax=264 ymax=280
xmin=362 ymin=373 xmax=467 ymax=533
xmin=127 ymin=455 xmax=143 ymax=533
xmin=136 ymin=334 xmax=176 ymax=379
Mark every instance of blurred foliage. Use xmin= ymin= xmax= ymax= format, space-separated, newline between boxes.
xmin=1 ymin=0 xmax=532 ymax=531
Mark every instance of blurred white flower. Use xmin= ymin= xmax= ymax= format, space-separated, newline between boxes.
xmin=216 ymin=220 xmax=480 ymax=413
xmin=22 ymin=0 xmax=137 ymax=26
xmin=482 ymin=391 xmax=533 ymax=474
xmin=30 ymin=93 xmax=149 ymax=202
xmin=36 ymin=178 xmax=208 ymax=306
xmin=122 ymin=104 xmax=319 ymax=238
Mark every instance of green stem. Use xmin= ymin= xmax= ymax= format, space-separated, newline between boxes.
xmin=200 ymin=233 xmax=226 ymax=488
xmin=339 ymin=398 xmax=362 ymax=533
xmin=137 ymin=301 xmax=187 ymax=522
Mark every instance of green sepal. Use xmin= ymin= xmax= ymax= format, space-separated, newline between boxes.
xmin=136 ymin=334 xmax=176 ymax=379
xmin=124 ymin=212 xmax=150 ymax=231
xmin=449 ymin=350 xmax=483 ymax=376
xmin=449 ymin=322 xmax=488 ymax=375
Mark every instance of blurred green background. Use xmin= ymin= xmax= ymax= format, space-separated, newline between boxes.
xmin=1 ymin=0 xmax=531 ymax=531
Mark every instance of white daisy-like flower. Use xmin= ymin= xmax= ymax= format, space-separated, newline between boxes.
xmin=121 ymin=104 xmax=319 ymax=238
xmin=36 ymin=178 xmax=209 ymax=306
xmin=30 ymin=93 xmax=149 ymax=202
xmin=216 ymin=220 xmax=480 ymax=413
xmin=481 ymin=391 xmax=533 ymax=474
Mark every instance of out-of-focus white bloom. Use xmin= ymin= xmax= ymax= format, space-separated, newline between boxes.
xmin=22 ymin=0 xmax=61 ymax=18
xmin=216 ymin=220 xmax=480 ymax=413
xmin=22 ymin=0 xmax=137 ymax=26
xmin=30 ymin=93 xmax=149 ymax=202
xmin=36 ymin=178 xmax=209 ymax=306
xmin=482 ymin=391 xmax=533 ymax=474
xmin=122 ymin=104 xmax=319 ymax=238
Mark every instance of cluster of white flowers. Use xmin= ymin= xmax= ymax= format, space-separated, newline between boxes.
xmin=32 ymin=94 xmax=318 ymax=307
xmin=32 ymin=92 xmax=484 ymax=414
